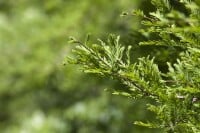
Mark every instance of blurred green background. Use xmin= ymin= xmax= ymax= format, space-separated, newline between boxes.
xmin=0 ymin=0 xmax=161 ymax=132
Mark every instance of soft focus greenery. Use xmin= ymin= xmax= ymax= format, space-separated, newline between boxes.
xmin=0 ymin=0 xmax=162 ymax=133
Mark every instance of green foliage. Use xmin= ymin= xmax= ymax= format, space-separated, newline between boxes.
xmin=1 ymin=0 xmax=157 ymax=133
xmin=68 ymin=0 xmax=200 ymax=132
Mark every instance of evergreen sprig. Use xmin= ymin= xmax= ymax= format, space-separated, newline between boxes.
xmin=66 ymin=0 xmax=200 ymax=132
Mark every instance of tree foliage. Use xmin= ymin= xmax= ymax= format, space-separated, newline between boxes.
xmin=67 ymin=0 xmax=200 ymax=132
xmin=0 ymin=0 xmax=154 ymax=132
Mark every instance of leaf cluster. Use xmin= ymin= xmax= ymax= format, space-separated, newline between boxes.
xmin=67 ymin=0 xmax=200 ymax=132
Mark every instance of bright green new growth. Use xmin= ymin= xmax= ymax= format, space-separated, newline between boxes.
xmin=67 ymin=0 xmax=200 ymax=132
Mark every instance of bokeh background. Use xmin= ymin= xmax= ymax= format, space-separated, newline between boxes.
xmin=0 ymin=0 xmax=162 ymax=132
